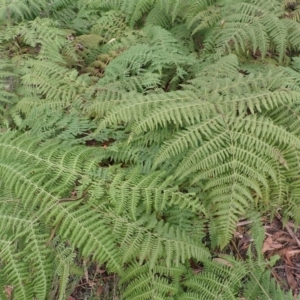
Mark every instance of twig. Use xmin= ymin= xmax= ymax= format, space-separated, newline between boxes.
xmin=276 ymin=213 xmax=300 ymax=248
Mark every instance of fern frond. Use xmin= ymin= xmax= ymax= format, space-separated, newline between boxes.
xmin=50 ymin=238 xmax=78 ymax=300
xmin=180 ymin=255 xmax=247 ymax=300
xmin=21 ymin=59 xmax=82 ymax=102
xmin=109 ymin=168 xmax=202 ymax=218
xmin=0 ymin=0 xmax=47 ymax=21
xmin=121 ymin=262 xmax=182 ymax=300
xmin=0 ymin=59 xmax=20 ymax=126
xmin=91 ymin=10 xmax=128 ymax=40
xmin=0 ymin=201 xmax=53 ymax=299
xmin=93 ymin=90 xmax=216 ymax=133
xmin=189 ymin=0 xmax=294 ymax=62
xmin=107 ymin=206 xmax=199 ymax=270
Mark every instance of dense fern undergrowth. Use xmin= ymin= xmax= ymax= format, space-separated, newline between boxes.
xmin=1 ymin=0 xmax=300 ymax=299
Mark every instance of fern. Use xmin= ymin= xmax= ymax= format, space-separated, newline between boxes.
xmin=0 ymin=0 xmax=47 ymax=22
xmin=121 ymin=261 xmax=184 ymax=300
xmin=0 ymin=200 xmax=53 ymax=299
xmin=0 ymin=131 xmax=211 ymax=299
xmin=1 ymin=0 xmax=300 ymax=299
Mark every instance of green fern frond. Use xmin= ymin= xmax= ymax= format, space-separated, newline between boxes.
xmin=93 ymin=90 xmax=216 ymax=133
xmin=189 ymin=1 xmax=222 ymax=33
xmin=0 ymin=0 xmax=47 ymax=21
xmin=109 ymin=168 xmax=202 ymax=218
xmin=91 ymin=10 xmax=128 ymax=40
xmin=18 ymin=107 xmax=97 ymax=144
xmin=50 ymin=238 xmax=79 ymax=300
xmin=21 ymin=60 xmax=82 ymax=101
xmin=0 ymin=59 xmax=20 ymax=126
xmin=188 ymin=0 xmax=296 ymax=62
xmin=180 ymin=255 xmax=247 ymax=300
xmin=106 ymin=212 xmax=194 ymax=272
xmin=0 ymin=201 xmax=53 ymax=299
xmin=121 ymin=262 xmax=181 ymax=300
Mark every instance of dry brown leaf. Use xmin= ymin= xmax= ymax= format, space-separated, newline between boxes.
xmin=276 ymin=236 xmax=295 ymax=245
xmin=286 ymin=249 xmax=300 ymax=256
xmin=282 ymin=249 xmax=300 ymax=266
xmin=262 ymin=236 xmax=283 ymax=253
xmin=5 ymin=286 xmax=13 ymax=298
xmin=96 ymin=284 xmax=104 ymax=296
xmin=284 ymin=251 xmax=293 ymax=266
xmin=285 ymin=265 xmax=297 ymax=290
xmin=287 ymin=221 xmax=296 ymax=228
xmin=97 ymin=269 xmax=106 ymax=274
xmin=192 ymin=267 xmax=203 ymax=274
xmin=285 ymin=224 xmax=300 ymax=248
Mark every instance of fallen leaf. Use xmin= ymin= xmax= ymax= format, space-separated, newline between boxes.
xmin=262 ymin=236 xmax=283 ymax=253
xmin=283 ymin=249 xmax=300 ymax=266
xmin=286 ymin=249 xmax=300 ymax=257
xmin=96 ymin=284 xmax=104 ymax=296
xmin=285 ymin=265 xmax=297 ymax=291
xmin=5 ymin=286 xmax=13 ymax=298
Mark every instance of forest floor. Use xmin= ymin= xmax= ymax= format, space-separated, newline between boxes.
xmin=234 ymin=214 xmax=300 ymax=298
